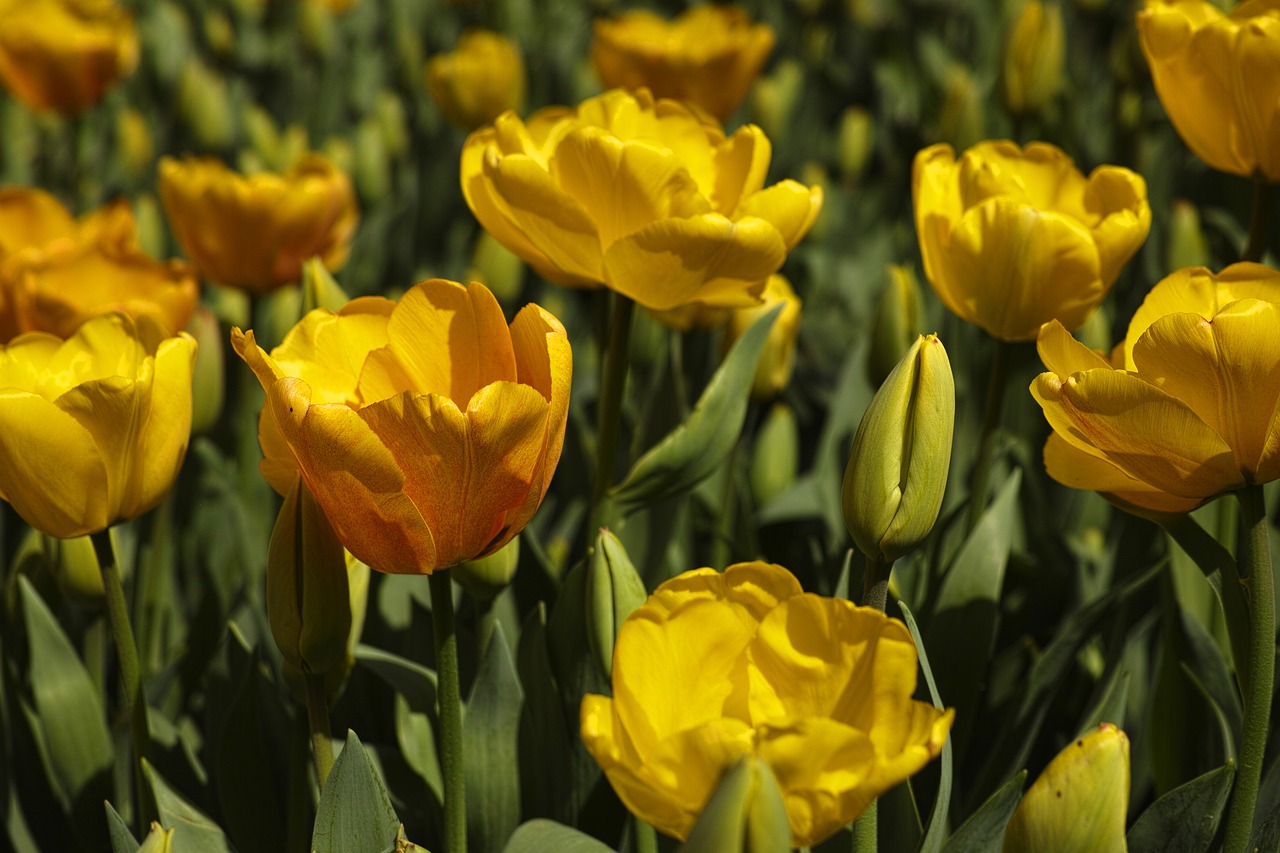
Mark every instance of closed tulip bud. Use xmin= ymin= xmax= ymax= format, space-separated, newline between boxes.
xmin=268 ymin=476 xmax=352 ymax=675
xmin=353 ymin=116 xmax=390 ymax=201
xmin=177 ymin=58 xmax=232 ymax=150
xmin=203 ymin=9 xmax=235 ymax=61
xmin=54 ymin=533 xmax=105 ymax=602
xmin=1000 ymin=0 xmax=1065 ymax=118
xmin=867 ymin=264 xmax=923 ymax=387
xmin=838 ymin=106 xmax=874 ymax=183
xmin=466 ymin=228 xmax=525 ymax=306
xmin=425 ymin=30 xmax=526 ymax=132
xmin=751 ymin=59 xmax=803 ymax=145
xmin=1003 ymin=723 xmax=1130 ymax=853
xmin=137 ymin=823 xmax=176 ymax=853
xmin=1167 ymin=200 xmax=1209 ymax=272
xmin=375 ymin=91 xmax=409 ymax=160
xmin=147 ymin=3 xmax=191 ymax=88
xmin=243 ymin=105 xmax=282 ymax=170
xmin=586 ymin=529 xmax=647 ymax=678
xmin=843 ymin=334 xmax=954 ymax=563
xmin=132 ymin=193 xmax=165 ymax=260
xmin=680 ymin=755 xmax=791 ymax=853
xmin=453 ymin=537 xmax=520 ymax=601
xmin=187 ymin=307 xmax=225 ymax=435
xmin=116 ymin=108 xmax=154 ymax=183
xmin=724 ymin=274 xmax=802 ymax=401
xmin=937 ymin=64 xmax=983 ymax=151
xmin=750 ymin=402 xmax=799 ymax=508
xmin=321 ymin=136 xmax=354 ymax=177
xmin=278 ymin=125 xmax=310 ymax=172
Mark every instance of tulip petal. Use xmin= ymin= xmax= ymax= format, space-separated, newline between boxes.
xmin=1085 ymin=167 xmax=1151 ymax=287
xmin=271 ymin=297 xmax=395 ymax=404
xmin=712 ymin=126 xmax=772 ymax=212
xmin=1042 ymin=433 xmax=1203 ymax=513
xmin=0 ymin=187 xmax=78 ymax=254
xmin=57 ymin=374 xmax=148 ymax=522
xmin=131 ymin=334 xmax=196 ymax=520
xmin=1036 ymin=319 xmax=1113 ymax=376
xmin=602 ymin=213 xmax=784 ymax=310
xmin=1234 ymin=13 xmax=1280 ymax=179
xmin=735 ymin=182 xmax=823 ymax=251
xmin=506 ymin=304 xmax=572 ymax=530
xmin=645 ymin=562 xmax=804 ymax=627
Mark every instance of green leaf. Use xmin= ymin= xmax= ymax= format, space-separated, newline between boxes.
xmin=502 ymin=819 xmax=616 ymax=853
xmin=516 ymin=604 xmax=573 ymax=823
xmin=940 ymin=771 xmax=1026 ymax=853
xmin=144 ymin=760 xmax=235 ymax=853
xmin=1127 ymin=761 xmax=1234 ymax=853
xmin=312 ymin=730 xmax=400 ymax=853
xmin=1078 ymin=670 xmax=1130 ymax=734
xmin=105 ymin=802 xmax=140 ymax=853
xmin=356 ymin=644 xmax=438 ymax=714
xmin=898 ymin=600 xmax=951 ymax=853
xmin=610 ymin=305 xmax=781 ymax=508
xmin=464 ymin=623 xmax=523 ymax=853
xmin=395 ymin=693 xmax=442 ymax=804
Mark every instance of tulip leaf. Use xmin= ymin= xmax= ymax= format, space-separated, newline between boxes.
xmin=610 ymin=305 xmax=781 ymax=509
xmin=940 ymin=771 xmax=1026 ymax=853
xmin=395 ymin=694 xmax=442 ymax=804
xmin=898 ymin=600 xmax=952 ymax=853
xmin=143 ymin=760 xmax=235 ymax=853
xmin=464 ymin=622 xmax=523 ymax=853
xmin=105 ymin=802 xmax=139 ymax=853
xmin=17 ymin=575 xmax=113 ymax=809
xmin=501 ymin=819 xmax=616 ymax=853
xmin=1126 ymin=761 xmax=1234 ymax=853
xmin=312 ymin=730 xmax=400 ymax=853
xmin=356 ymin=644 xmax=438 ymax=715
xmin=516 ymin=604 xmax=574 ymax=824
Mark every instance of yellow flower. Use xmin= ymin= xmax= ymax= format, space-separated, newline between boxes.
xmin=232 ymin=278 xmax=571 ymax=574
xmin=0 ymin=313 xmax=196 ymax=539
xmin=723 ymin=273 xmax=801 ymax=400
xmin=158 ymin=153 xmax=358 ymax=294
xmin=0 ymin=0 xmax=138 ymax=114
xmin=591 ymin=5 xmax=775 ymax=121
xmin=1000 ymin=0 xmax=1065 ymax=117
xmin=913 ymin=140 xmax=1151 ymax=342
xmin=462 ymin=88 xmax=822 ymax=312
xmin=1137 ymin=0 xmax=1280 ymax=180
xmin=1031 ymin=263 xmax=1280 ymax=514
xmin=425 ymin=29 xmax=526 ymax=132
xmin=581 ymin=561 xmax=953 ymax=847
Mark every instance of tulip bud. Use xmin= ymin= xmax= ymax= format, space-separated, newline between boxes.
xmin=132 ymin=193 xmax=166 ymax=261
xmin=300 ymin=0 xmax=336 ymax=60
xmin=750 ymin=402 xmax=799 ymax=508
xmin=453 ymin=537 xmax=520 ymax=602
xmin=116 ymin=108 xmax=154 ymax=183
xmin=680 ymin=755 xmax=791 ymax=853
xmin=724 ymin=274 xmax=802 ymax=401
xmin=53 ymin=534 xmax=105 ymax=601
xmin=1000 ymin=0 xmax=1065 ymax=118
xmin=838 ymin=106 xmax=874 ymax=184
xmin=938 ymin=64 xmax=983 ymax=151
xmin=1003 ymin=723 xmax=1130 ymax=853
xmin=203 ymin=9 xmax=236 ymax=61
xmin=375 ymin=90 xmax=410 ymax=161
xmin=147 ymin=3 xmax=193 ymax=88
xmin=842 ymin=334 xmax=954 ymax=563
xmin=353 ymin=116 xmax=390 ymax=201
xmin=867 ymin=264 xmax=923 ymax=387
xmin=137 ymin=823 xmax=176 ymax=853
xmin=301 ymin=257 xmax=350 ymax=315
xmin=467 ymin=229 xmax=525 ymax=305
xmin=177 ymin=58 xmax=232 ymax=150
xmin=321 ymin=135 xmax=354 ymax=177
xmin=425 ymin=30 xmax=526 ymax=132
xmin=187 ymin=307 xmax=225 ymax=435
xmin=243 ymin=104 xmax=281 ymax=170
xmin=268 ymin=476 xmax=352 ymax=675
xmin=262 ymin=285 xmax=303 ymax=349
xmin=278 ymin=124 xmax=310 ymax=171
xmin=586 ymin=530 xmax=647 ymax=678
xmin=751 ymin=60 xmax=803 ymax=146
xmin=1167 ymin=200 xmax=1210 ymax=272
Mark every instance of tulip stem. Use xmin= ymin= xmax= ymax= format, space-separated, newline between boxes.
xmin=966 ymin=339 xmax=1009 ymax=532
xmin=1243 ymin=178 xmax=1271 ymax=264
xmin=91 ymin=528 xmax=154 ymax=831
xmin=430 ymin=570 xmax=467 ymax=853
xmin=861 ymin=554 xmax=891 ymax=612
xmin=630 ymin=816 xmax=658 ymax=853
xmin=1224 ymin=485 xmax=1274 ymax=853
xmin=590 ymin=292 xmax=636 ymax=537
xmin=303 ymin=672 xmax=334 ymax=790
xmin=852 ymin=802 xmax=877 ymax=852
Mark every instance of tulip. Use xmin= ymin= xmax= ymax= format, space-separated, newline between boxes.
xmin=749 ymin=402 xmax=799 ymax=508
xmin=591 ymin=5 xmax=775 ymax=121
xmin=425 ymin=29 xmax=526 ymax=132
xmin=0 ymin=313 xmax=196 ymax=539
xmin=232 ymin=278 xmax=571 ymax=574
xmin=913 ymin=140 xmax=1151 ymax=342
xmin=867 ymin=264 xmax=922 ymax=387
xmin=581 ymin=561 xmax=953 ymax=846
xmin=1003 ymin=724 xmax=1130 ymax=853
xmin=585 ymin=529 xmax=647 ymax=678
xmin=462 ymin=88 xmax=822 ymax=313
xmin=0 ymin=0 xmax=138 ymax=114
xmin=1032 ymin=262 xmax=1280 ymax=514
xmin=723 ymin=274 xmax=801 ymax=401
xmin=187 ymin=307 xmax=225 ymax=435
xmin=1000 ymin=0 xmax=1065 ymax=117
xmin=843 ymin=334 xmax=955 ymax=563
xmin=159 ymin=154 xmax=358 ymax=294
xmin=1137 ymin=0 xmax=1280 ymax=180
xmin=838 ymin=106 xmax=874 ymax=183
xmin=453 ymin=536 xmax=520 ymax=601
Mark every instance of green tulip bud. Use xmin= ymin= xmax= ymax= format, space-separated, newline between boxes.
xmin=300 ymin=0 xmax=336 ymax=60
xmin=137 ymin=823 xmax=176 ymax=853
xmin=146 ymin=3 xmax=193 ymax=88
xmin=53 ymin=533 xmax=104 ymax=602
xmin=353 ymin=116 xmax=390 ymax=201
xmin=867 ymin=264 xmax=923 ymax=387
xmin=750 ymin=402 xmax=799 ymax=508
xmin=938 ymin=64 xmax=983 ymax=151
xmin=243 ymin=105 xmax=281 ymax=170
xmin=376 ymin=90 xmax=410 ymax=161
xmin=1003 ymin=723 xmax=1130 ymax=853
xmin=203 ymin=9 xmax=236 ymax=61
xmin=842 ymin=334 xmax=954 ymax=563
xmin=751 ymin=60 xmax=803 ymax=146
xmin=586 ymin=530 xmax=647 ymax=678
xmin=1000 ymin=0 xmax=1065 ymax=118
xmin=1074 ymin=303 xmax=1111 ymax=356
xmin=262 ymin=285 xmax=303 ymax=349
xmin=1168 ymin=199 xmax=1210 ymax=272
xmin=132 ymin=193 xmax=166 ymax=261
xmin=680 ymin=755 xmax=791 ymax=853
xmin=268 ymin=476 xmax=352 ymax=675
xmin=838 ymin=106 xmax=874 ymax=183
xmin=453 ymin=537 xmax=520 ymax=601
xmin=278 ymin=124 xmax=310 ymax=171
xmin=187 ymin=307 xmax=225 ymax=436
xmin=177 ymin=58 xmax=233 ymax=150
xmin=321 ymin=136 xmax=354 ymax=178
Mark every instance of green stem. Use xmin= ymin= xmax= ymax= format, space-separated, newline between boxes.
xmin=851 ymin=801 xmax=877 ymax=853
xmin=966 ymin=340 xmax=1009 ymax=532
xmin=303 ymin=672 xmax=334 ymax=790
xmin=1223 ymin=486 xmax=1274 ymax=853
xmin=90 ymin=528 xmax=154 ymax=831
xmin=1243 ymin=178 xmax=1271 ymax=264
xmin=430 ymin=571 xmax=467 ymax=853
xmin=631 ymin=816 xmax=658 ymax=853
xmin=861 ymin=554 xmax=891 ymax=612
xmin=589 ymin=292 xmax=635 ymax=538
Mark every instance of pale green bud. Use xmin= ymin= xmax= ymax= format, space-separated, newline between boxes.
xmin=177 ymin=58 xmax=232 ymax=150
xmin=302 ymin=257 xmax=350 ymax=315
xmin=680 ymin=755 xmax=791 ymax=853
xmin=243 ymin=105 xmax=281 ymax=171
xmin=262 ymin=284 xmax=303 ymax=349
xmin=867 ymin=264 xmax=923 ymax=388
xmin=187 ymin=307 xmax=225 ymax=436
xmin=1003 ymin=723 xmax=1130 ymax=853
xmin=203 ymin=9 xmax=236 ymax=61
xmin=1167 ymin=199 xmax=1210 ymax=272
xmin=1000 ymin=0 xmax=1065 ymax=117
xmin=353 ymin=116 xmax=390 ymax=200
xmin=376 ymin=91 xmax=410 ymax=160
xmin=751 ymin=60 xmax=803 ymax=146
xmin=938 ymin=64 xmax=983 ymax=151
xmin=278 ymin=124 xmax=310 ymax=171
xmin=132 ymin=193 xmax=166 ymax=261
xmin=137 ymin=823 xmax=176 ymax=853
xmin=53 ymin=533 xmax=104 ymax=601
xmin=116 ymin=108 xmax=154 ymax=183
xmin=842 ymin=334 xmax=954 ymax=562
xmin=453 ymin=537 xmax=520 ymax=601
xmin=300 ymin=0 xmax=336 ymax=60
xmin=838 ymin=106 xmax=874 ymax=183
xmin=586 ymin=530 xmax=647 ymax=678
xmin=750 ymin=402 xmax=799 ymax=508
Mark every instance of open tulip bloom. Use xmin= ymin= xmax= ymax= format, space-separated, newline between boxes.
xmin=1032 ymin=262 xmax=1280 ymax=514
xmin=232 ymin=278 xmax=571 ymax=574
xmin=581 ymin=561 xmax=953 ymax=847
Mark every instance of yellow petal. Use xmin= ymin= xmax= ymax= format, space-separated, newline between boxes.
xmin=0 ymin=187 xmax=77 ymax=255
xmin=735 ymin=181 xmax=823 ymax=251
xmin=1036 ymin=319 xmax=1113 ymax=377
xmin=1084 ymin=166 xmax=1151 ymax=287
xmin=711 ymin=126 xmax=772 ymax=212
xmin=1234 ymin=12 xmax=1280 ymax=180
xmin=130 ymin=333 xmax=196 ymax=520
xmin=645 ymin=561 xmax=804 ymax=629
xmin=271 ymin=297 xmax=395 ymax=405
xmin=1042 ymin=433 xmax=1203 ymax=513
xmin=57 ymin=374 xmax=149 ymax=522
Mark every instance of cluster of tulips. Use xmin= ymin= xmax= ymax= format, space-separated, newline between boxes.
xmin=1 ymin=0 xmax=1279 ymax=852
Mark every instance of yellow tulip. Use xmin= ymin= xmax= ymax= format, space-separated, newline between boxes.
xmin=425 ymin=29 xmax=526 ymax=132
xmin=580 ymin=561 xmax=953 ymax=847
xmin=723 ymin=273 xmax=801 ymax=400
xmin=1137 ymin=0 xmax=1280 ymax=180
xmin=462 ymin=88 xmax=822 ymax=313
xmin=0 ymin=0 xmax=138 ymax=114
xmin=591 ymin=5 xmax=775 ymax=121
xmin=1000 ymin=0 xmax=1065 ymax=117
xmin=158 ymin=153 xmax=358 ymax=294
xmin=232 ymin=278 xmax=571 ymax=574
xmin=913 ymin=140 xmax=1151 ymax=342
xmin=1031 ymin=263 xmax=1280 ymax=514
xmin=0 ymin=314 xmax=196 ymax=539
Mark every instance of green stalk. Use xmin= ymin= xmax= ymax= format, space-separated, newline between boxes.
xmin=861 ymin=554 xmax=891 ymax=613
xmin=1242 ymin=177 xmax=1271 ymax=264
xmin=1222 ymin=485 xmax=1274 ymax=853
xmin=588 ymin=292 xmax=636 ymax=538
xmin=966 ymin=340 xmax=1009 ymax=532
xmin=430 ymin=570 xmax=467 ymax=853
xmin=90 ymin=528 xmax=154 ymax=830
xmin=303 ymin=672 xmax=335 ymax=790
xmin=851 ymin=802 xmax=877 ymax=853
xmin=631 ymin=816 xmax=658 ymax=853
